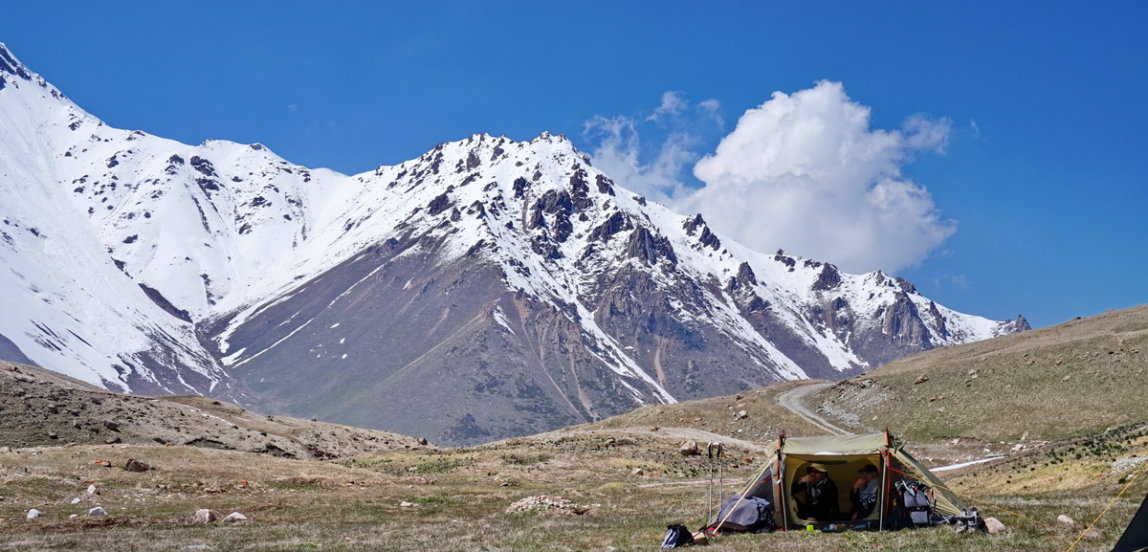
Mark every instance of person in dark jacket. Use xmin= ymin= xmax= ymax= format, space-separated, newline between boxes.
xmin=791 ymin=463 xmax=839 ymax=521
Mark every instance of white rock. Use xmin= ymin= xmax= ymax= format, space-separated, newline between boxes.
xmin=222 ymin=512 xmax=247 ymax=523
xmin=1057 ymin=514 xmax=1075 ymax=527
xmin=26 ymin=508 xmax=41 ymax=519
xmin=400 ymin=501 xmax=415 ymax=508
xmin=984 ymin=517 xmax=1006 ymax=534
xmin=194 ymin=509 xmax=218 ymax=524
xmin=86 ymin=484 xmax=98 ymax=496
xmin=70 ymin=497 xmax=82 ymax=504
xmin=88 ymin=506 xmax=107 ymax=516
xmin=69 ymin=514 xmax=78 ymax=519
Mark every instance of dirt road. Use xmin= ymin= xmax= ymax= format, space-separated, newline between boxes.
xmin=776 ymin=381 xmax=852 ymax=435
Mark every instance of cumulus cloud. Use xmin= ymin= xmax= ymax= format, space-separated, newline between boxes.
xmin=584 ymin=82 xmax=957 ymax=274
xmin=684 ymin=81 xmax=955 ymax=273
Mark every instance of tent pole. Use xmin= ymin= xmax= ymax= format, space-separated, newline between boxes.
xmin=776 ymin=432 xmax=787 ymax=531
xmin=706 ymin=448 xmax=713 ymax=521
xmin=878 ymin=451 xmax=889 ymax=530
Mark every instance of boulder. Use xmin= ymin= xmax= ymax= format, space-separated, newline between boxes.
xmin=194 ymin=509 xmax=219 ymax=524
xmin=983 ymin=517 xmax=1006 ymax=534
xmin=124 ymin=458 xmax=149 ymax=472
xmin=222 ymin=512 xmax=247 ymax=523
xmin=505 ymin=495 xmax=596 ymax=515
xmin=679 ymin=441 xmax=700 ymax=456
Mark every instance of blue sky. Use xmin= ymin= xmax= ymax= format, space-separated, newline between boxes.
xmin=1 ymin=0 xmax=1145 ymax=328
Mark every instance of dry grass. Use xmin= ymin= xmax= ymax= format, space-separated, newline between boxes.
xmin=2 ymin=306 xmax=1148 ymax=550
xmin=1 ymin=431 xmax=1145 ymax=552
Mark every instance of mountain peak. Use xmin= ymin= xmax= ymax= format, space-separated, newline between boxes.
xmin=0 ymin=42 xmax=33 ymax=86
xmin=0 ymin=42 xmax=69 ymax=104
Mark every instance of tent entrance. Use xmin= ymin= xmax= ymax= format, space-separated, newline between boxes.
xmin=780 ymin=453 xmax=885 ymax=526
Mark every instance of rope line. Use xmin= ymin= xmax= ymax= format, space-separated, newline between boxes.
xmin=1064 ymin=460 xmax=1148 ymax=552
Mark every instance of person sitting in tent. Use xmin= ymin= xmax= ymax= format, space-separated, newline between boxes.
xmin=791 ymin=463 xmax=839 ymax=521
xmin=850 ymin=464 xmax=880 ymax=520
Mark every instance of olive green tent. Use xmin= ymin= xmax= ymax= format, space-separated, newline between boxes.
xmin=1110 ymin=494 xmax=1148 ymax=552
xmin=716 ymin=431 xmax=966 ymax=530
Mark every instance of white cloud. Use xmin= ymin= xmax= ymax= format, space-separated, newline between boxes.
xmin=684 ymin=81 xmax=955 ymax=273
xmin=648 ymin=90 xmax=688 ymax=122
xmin=698 ymin=98 xmax=723 ymax=128
xmin=584 ymin=82 xmax=957 ymax=274
xmin=582 ymin=115 xmax=693 ymax=204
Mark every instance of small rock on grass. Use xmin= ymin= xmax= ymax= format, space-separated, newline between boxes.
xmin=984 ymin=517 xmax=1006 ymax=534
xmin=1057 ymin=514 xmax=1075 ymax=528
xmin=222 ymin=512 xmax=247 ymax=523
xmin=194 ymin=509 xmax=219 ymax=524
xmin=26 ymin=509 xmax=41 ymax=520
xmin=88 ymin=506 xmax=107 ymax=516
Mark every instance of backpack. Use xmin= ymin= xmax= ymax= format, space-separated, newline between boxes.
xmin=895 ymin=480 xmax=934 ymax=527
xmin=661 ymin=524 xmax=694 ymax=548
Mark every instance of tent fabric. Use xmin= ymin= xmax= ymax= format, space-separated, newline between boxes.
xmin=713 ymin=495 xmax=772 ymax=532
xmin=720 ymin=432 xmax=966 ymax=529
xmin=1111 ymin=494 xmax=1148 ymax=552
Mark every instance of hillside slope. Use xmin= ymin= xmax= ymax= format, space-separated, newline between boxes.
xmin=813 ymin=305 xmax=1148 ymax=442
xmin=0 ymin=361 xmax=421 ymax=458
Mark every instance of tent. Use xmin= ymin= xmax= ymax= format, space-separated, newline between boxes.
xmin=715 ymin=431 xmax=966 ymax=531
xmin=1110 ymin=494 xmax=1148 ymax=552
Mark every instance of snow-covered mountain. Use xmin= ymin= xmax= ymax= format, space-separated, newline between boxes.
xmin=0 ymin=44 xmax=1028 ymax=444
